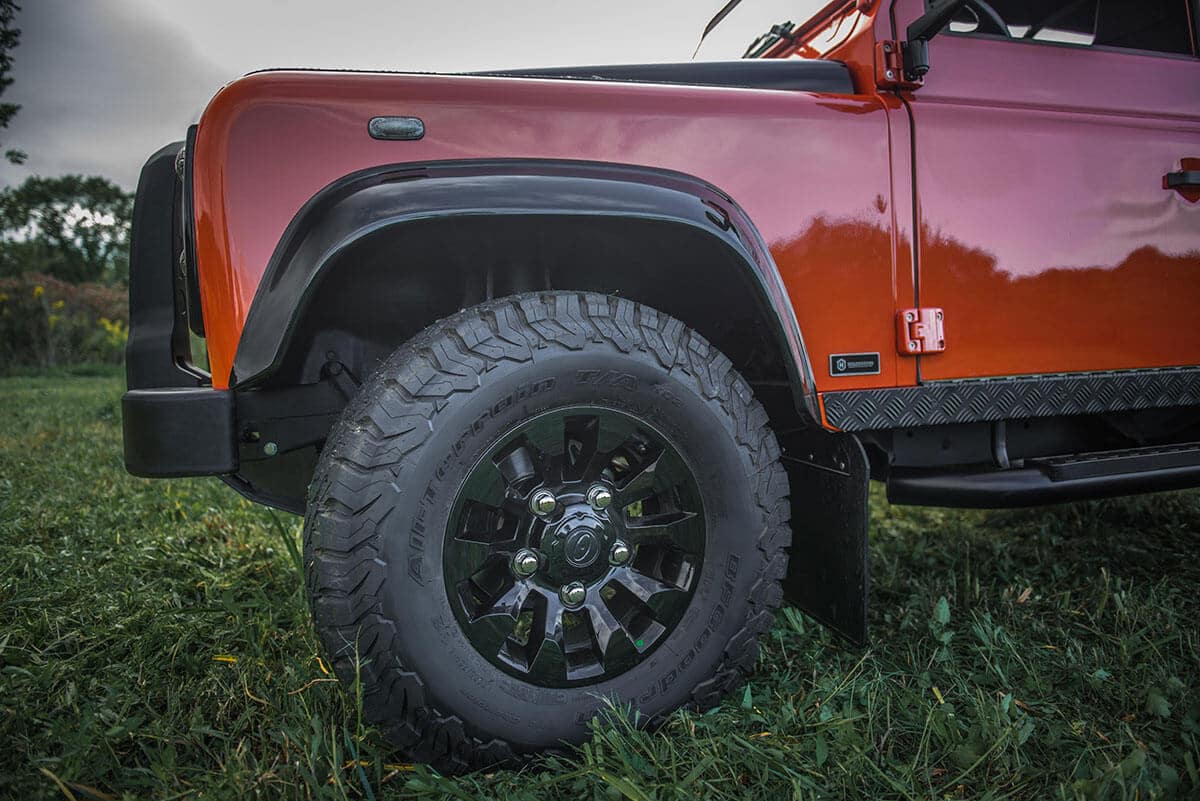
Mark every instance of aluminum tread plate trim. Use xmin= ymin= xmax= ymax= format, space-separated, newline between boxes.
xmin=823 ymin=367 xmax=1200 ymax=431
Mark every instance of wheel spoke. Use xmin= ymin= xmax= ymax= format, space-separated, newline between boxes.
xmin=457 ymin=555 xmax=519 ymax=621
xmin=562 ymin=608 xmax=606 ymax=681
xmin=610 ymin=567 xmax=680 ymax=604
xmin=482 ymin=581 xmax=531 ymax=619
xmin=561 ymin=414 xmax=600 ymax=482
xmin=609 ymin=439 xmax=663 ymax=494
xmin=624 ymin=509 xmax=697 ymax=537
xmin=585 ymin=598 xmax=624 ymax=659
xmin=632 ymin=543 xmax=699 ymax=591
xmin=520 ymin=593 xmax=563 ymax=666
xmin=454 ymin=499 xmax=517 ymax=545
xmin=497 ymin=592 xmax=555 ymax=673
xmin=601 ymin=580 xmax=667 ymax=654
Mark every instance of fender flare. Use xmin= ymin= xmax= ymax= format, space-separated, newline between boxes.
xmin=231 ymin=159 xmax=819 ymax=422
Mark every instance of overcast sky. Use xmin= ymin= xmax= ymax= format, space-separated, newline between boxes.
xmin=0 ymin=0 xmax=819 ymax=190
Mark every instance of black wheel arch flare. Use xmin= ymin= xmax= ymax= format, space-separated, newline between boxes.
xmin=229 ymin=159 xmax=820 ymax=425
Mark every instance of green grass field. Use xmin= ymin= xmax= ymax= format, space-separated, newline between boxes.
xmin=1 ymin=372 xmax=1197 ymax=800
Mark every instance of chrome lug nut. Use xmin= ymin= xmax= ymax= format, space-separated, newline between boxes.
xmin=559 ymin=581 xmax=587 ymax=608
xmin=587 ymin=484 xmax=613 ymax=510
xmin=529 ymin=489 xmax=558 ymax=516
xmin=511 ymin=548 xmax=540 ymax=578
xmin=609 ymin=540 xmax=632 ymax=566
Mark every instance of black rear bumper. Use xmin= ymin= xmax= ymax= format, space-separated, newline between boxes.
xmin=122 ymin=137 xmax=235 ymax=477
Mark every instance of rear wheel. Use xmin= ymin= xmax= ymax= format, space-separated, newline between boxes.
xmin=304 ymin=291 xmax=790 ymax=772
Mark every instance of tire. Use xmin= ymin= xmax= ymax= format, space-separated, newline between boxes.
xmin=303 ymin=291 xmax=790 ymax=772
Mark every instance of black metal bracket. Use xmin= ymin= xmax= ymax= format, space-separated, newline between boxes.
xmin=236 ymin=372 xmax=352 ymax=462
xmin=903 ymin=0 xmax=968 ymax=80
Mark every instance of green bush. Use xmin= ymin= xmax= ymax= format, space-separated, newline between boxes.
xmin=0 ymin=272 xmax=128 ymax=369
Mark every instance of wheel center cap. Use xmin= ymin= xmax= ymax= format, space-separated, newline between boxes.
xmin=563 ymin=527 xmax=603 ymax=568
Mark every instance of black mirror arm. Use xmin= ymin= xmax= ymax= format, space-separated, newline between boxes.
xmin=903 ymin=0 xmax=968 ymax=80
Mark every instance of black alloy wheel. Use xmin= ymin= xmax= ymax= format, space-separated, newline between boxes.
xmin=445 ymin=406 xmax=705 ymax=687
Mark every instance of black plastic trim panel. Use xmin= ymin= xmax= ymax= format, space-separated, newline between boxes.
xmin=888 ymin=462 xmax=1200 ymax=509
xmin=824 ymin=367 xmax=1200 ymax=431
xmin=1032 ymin=442 xmax=1200 ymax=481
xmin=182 ymin=125 xmax=204 ymax=337
xmin=125 ymin=141 xmax=205 ymax=390
xmin=123 ymin=388 xmax=236 ymax=477
xmin=474 ymin=60 xmax=854 ymax=93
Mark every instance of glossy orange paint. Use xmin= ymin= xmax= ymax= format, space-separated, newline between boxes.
xmin=192 ymin=10 xmax=904 ymax=394
xmin=191 ymin=0 xmax=1200 ymax=423
xmin=893 ymin=0 xmax=1200 ymax=380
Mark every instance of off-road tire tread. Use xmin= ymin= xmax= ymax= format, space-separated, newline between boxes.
xmin=303 ymin=291 xmax=790 ymax=773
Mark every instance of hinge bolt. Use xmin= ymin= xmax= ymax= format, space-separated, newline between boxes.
xmin=905 ymin=311 xmax=915 ymax=322
xmin=883 ymin=42 xmax=892 ymax=52
xmin=885 ymin=70 xmax=895 ymax=80
xmin=263 ymin=442 xmax=278 ymax=456
xmin=908 ymin=341 xmax=918 ymax=351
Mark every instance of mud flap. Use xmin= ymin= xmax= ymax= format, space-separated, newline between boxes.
xmin=780 ymin=429 xmax=870 ymax=645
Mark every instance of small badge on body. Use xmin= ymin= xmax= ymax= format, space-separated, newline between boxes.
xmin=829 ymin=352 xmax=881 ymax=377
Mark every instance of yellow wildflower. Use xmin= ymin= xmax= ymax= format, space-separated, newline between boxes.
xmin=33 ymin=285 xmax=45 ymax=298
xmin=52 ymin=299 xmax=65 ymax=310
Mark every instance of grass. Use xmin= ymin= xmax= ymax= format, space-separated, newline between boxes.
xmin=0 ymin=372 xmax=1197 ymax=800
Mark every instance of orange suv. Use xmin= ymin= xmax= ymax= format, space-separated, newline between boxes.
xmin=121 ymin=0 xmax=1200 ymax=771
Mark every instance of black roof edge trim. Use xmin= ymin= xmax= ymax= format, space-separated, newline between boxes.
xmin=243 ymin=61 xmax=856 ymax=95
xmin=471 ymin=60 xmax=854 ymax=94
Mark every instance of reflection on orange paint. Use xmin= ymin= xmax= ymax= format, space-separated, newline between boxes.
xmin=892 ymin=0 xmax=1200 ymax=379
xmin=190 ymin=0 xmax=1200 ymax=423
xmin=192 ymin=72 xmax=898 ymax=390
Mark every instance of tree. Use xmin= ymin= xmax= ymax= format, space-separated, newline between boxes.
xmin=0 ymin=1 xmax=22 ymax=164
xmin=0 ymin=175 xmax=134 ymax=285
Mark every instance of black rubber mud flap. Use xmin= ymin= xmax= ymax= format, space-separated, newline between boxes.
xmin=780 ymin=429 xmax=870 ymax=646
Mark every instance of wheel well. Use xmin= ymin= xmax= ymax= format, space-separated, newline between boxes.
xmin=270 ymin=213 xmax=808 ymax=436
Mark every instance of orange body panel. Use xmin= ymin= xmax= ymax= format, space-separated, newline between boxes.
xmin=193 ymin=72 xmax=902 ymax=393
xmin=191 ymin=0 xmax=1200 ymax=423
xmin=890 ymin=0 xmax=1200 ymax=380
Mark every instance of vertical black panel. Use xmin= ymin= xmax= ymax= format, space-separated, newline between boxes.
xmin=781 ymin=430 xmax=870 ymax=645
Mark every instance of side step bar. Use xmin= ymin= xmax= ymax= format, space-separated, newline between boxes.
xmin=888 ymin=442 xmax=1200 ymax=509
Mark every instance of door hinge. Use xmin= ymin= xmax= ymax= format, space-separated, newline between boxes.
xmin=875 ymin=40 xmax=924 ymax=90
xmin=897 ymin=308 xmax=945 ymax=355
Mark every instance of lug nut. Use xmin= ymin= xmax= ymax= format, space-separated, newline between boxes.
xmin=609 ymin=540 xmax=631 ymax=566
xmin=529 ymin=489 xmax=558 ymax=516
xmin=587 ymin=484 xmax=613 ymax=510
xmin=511 ymin=548 xmax=540 ymax=578
xmin=559 ymin=581 xmax=586 ymax=608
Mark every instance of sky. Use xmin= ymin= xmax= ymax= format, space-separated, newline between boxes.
xmin=0 ymin=0 xmax=820 ymax=190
